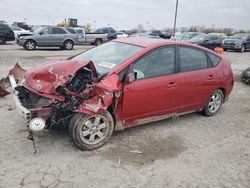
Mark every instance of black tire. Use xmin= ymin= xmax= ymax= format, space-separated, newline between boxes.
xmin=241 ymin=68 xmax=250 ymax=85
xmin=24 ymin=40 xmax=36 ymax=50
xmin=0 ymin=37 xmax=6 ymax=45
xmin=240 ymin=44 xmax=246 ymax=52
xmin=95 ymin=39 xmax=102 ymax=46
xmin=63 ymin=40 xmax=74 ymax=50
xmin=69 ymin=111 xmax=114 ymax=150
xmin=203 ymin=89 xmax=224 ymax=116
xmin=223 ymin=48 xmax=228 ymax=51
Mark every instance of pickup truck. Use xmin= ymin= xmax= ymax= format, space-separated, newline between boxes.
xmin=74 ymin=27 xmax=117 ymax=45
xmin=222 ymin=33 xmax=250 ymax=52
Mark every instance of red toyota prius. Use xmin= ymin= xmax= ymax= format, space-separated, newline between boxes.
xmin=11 ymin=37 xmax=234 ymax=150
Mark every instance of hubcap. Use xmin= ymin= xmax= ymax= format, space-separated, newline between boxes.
xmin=65 ymin=42 xmax=73 ymax=49
xmin=79 ymin=115 xmax=108 ymax=145
xmin=208 ymin=93 xmax=222 ymax=113
xmin=26 ymin=42 xmax=35 ymax=49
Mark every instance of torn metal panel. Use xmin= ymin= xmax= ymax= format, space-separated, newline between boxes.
xmin=0 ymin=63 xmax=27 ymax=97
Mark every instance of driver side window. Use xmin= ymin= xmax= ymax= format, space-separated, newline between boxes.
xmin=130 ymin=46 xmax=175 ymax=80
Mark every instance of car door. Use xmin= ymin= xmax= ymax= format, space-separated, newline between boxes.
xmin=35 ymin=27 xmax=51 ymax=46
xmin=122 ymin=46 xmax=177 ymax=127
xmin=51 ymin=27 xmax=67 ymax=46
xmin=172 ymin=46 xmax=218 ymax=113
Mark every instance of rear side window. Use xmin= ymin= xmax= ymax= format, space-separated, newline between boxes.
xmin=0 ymin=24 xmax=7 ymax=30
xmin=207 ymin=53 xmax=221 ymax=66
xmin=65 ymin=28 xmax=76 ymax=34
xmin=179 ymin=47 xmax=208 ymax=72
xmin=52 ymin=28 xmax=67 ymax=34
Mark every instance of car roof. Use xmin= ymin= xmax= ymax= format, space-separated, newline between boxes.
xmin=114 ymin=37 xmax=181 ymax=48
xmin=113 ymin=37 xmax=222 ymax=57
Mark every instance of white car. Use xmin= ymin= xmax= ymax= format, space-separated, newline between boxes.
xmin=116 ymin=32 xmax=128 ymax=39
xmin=10 ymin=26 xmax=32 ymax=38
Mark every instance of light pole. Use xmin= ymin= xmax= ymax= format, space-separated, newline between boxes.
xmin=93 ymin=20 xmax=96 ymax=30
xmin=146 ymin=22 xmax=149 ymax=32
xmin=173 ymin=0 xmax=179 ymax=37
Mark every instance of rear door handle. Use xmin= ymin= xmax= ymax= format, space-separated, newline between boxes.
xmin=167 ymin=82 xmax=177 ymax=88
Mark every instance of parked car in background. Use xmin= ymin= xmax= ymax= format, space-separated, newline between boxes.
xmin=73 ymin=27 xmax=111 ymax=45
xmin=130 ymin=33 xmax=161 ymax=39
xmin=16 ymin=26 xmax=79 ymax=50
xmin=222 ymin=33 xmax=250 ymax=52
xmin=10 ymin=26 xmax=32 ymax=38
xmin=172 ymin=32 xmax=203 ymax=42
xmin=116 ymin=31 xmax=128 ymax=38
xmin=11 ymin=38 xmax=234 ymax=150
xmin=188 ymin=34 xmax=227 ymax=50
xmin=95 ymin=27 xmax=117 ymax=40
xmin=13 ymin=22 xmax=32 ymax=31
xmin=0 ymin=23 xmax=15 ymax=44
xmin=151 ymin=30 xmax=171 ymax=39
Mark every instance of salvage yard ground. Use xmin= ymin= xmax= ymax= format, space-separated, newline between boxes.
xmin=0 ymin=43 xmax=250 ymax=188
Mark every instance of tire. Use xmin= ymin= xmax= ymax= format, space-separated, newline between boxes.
xmin=203 ymin=89 xmax=224 ymax=116
xmin=240 ymin=44 xmax=246 ymax=52
xmin=223 ymin=48 xmax=227 ymax=51
xmin=95 ymin=39 xmax=102 ymax=46
xmin=69 ymin=111 xmax=114 ymax=150
xmin=24 ymin=40 xmax=36 ymax=50
xmin=0 ymin=37 xmax=6 ymax=45
xmin=63 ymin=40 xmax=74 ymax=50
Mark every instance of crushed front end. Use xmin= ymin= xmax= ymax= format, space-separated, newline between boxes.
xmin=9 ymin=60 xmax=121 ymax=138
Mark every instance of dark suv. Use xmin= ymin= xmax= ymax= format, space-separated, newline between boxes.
xmin=222 ymin=33 xmax=250 ymax=52
xmin=0 ymin=23 xmax=15 ymax=44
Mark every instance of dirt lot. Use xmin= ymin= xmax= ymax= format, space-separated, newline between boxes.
xmin=0 ymin=42 xmax=250 ymax=188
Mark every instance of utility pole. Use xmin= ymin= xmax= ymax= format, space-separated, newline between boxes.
xmin=173 ymin=0 xmax=179 ymax=37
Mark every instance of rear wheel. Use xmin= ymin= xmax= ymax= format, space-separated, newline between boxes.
xmin=0 ymin=37 xmax=6 ymax=45
xmin=95 ymin=39 xmax=102 ymax=46
xmin=64 ymin=40 xmax=74 ymax=50
xmin=24 ymin=40 xmax=36 ymax=50
xmin=69 ymin=111 xmax=114 ymax=150
xmin=204 ymin=89 xmax=224 ymax=116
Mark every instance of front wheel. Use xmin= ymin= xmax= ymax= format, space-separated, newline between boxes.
xmin=24 ymin=40 xmax=36 ymax=50
xmin=240 ymin=44 xmax=246 ymax=52
xmin=0 ymin=37 xmax=6 ymax=45
xmin=203 ymin=89 xmax=224 ymax=116
xmin=63 ymin=40 xmax=74 ymax=50
xmin=69 ymin=111 xmax=114 ymax=150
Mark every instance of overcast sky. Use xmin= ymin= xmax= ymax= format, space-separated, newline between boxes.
xmin=1 ymin=0 xmax=250 ymax=30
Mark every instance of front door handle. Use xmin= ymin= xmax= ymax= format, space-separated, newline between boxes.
xmin=208 ymin=75 xmax=215 ymax=80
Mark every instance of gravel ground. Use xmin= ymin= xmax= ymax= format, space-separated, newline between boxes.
xmin=0 ymin=42 xmax=249 ymax=188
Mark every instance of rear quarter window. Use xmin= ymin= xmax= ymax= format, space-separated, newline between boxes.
xmin=66 ymin=28 xmax=76 ymax=34
xmin=207 ymin=53 xmax=221 ymax=66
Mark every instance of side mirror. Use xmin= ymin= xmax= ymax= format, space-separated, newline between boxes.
xmin=39 ymin=32 xmax=44 ymax=35
xmin=125 ymin=72 xmax=137 ymax=83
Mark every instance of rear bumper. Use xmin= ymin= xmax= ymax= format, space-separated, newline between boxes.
xmin=9 ymin=75 xmax=31 ymax=121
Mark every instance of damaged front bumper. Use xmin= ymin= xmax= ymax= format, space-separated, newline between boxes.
xmin=9 ymin=75 xmax=31 ymax=121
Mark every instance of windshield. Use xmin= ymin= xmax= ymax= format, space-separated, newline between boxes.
xmin=230 ymin=33 xmax=248 ymax=39
xmin=72 ymin=42 xmax=144 ymax=74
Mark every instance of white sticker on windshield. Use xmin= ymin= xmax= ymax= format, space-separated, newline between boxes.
xmin=99 ymin=61 xmax=116 ymax=69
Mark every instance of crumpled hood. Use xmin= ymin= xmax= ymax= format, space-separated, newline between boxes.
xmin=23 ymin=60 xmax=96 ymax=94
